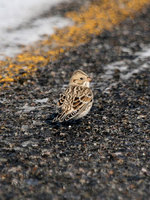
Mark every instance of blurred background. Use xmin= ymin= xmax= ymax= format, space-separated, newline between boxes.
xmin=0 ymin=0 xmax=72 ymax=59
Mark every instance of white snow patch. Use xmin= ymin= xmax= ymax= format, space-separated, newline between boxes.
xmin=22 ymin=104 xmax=36 ymax=112
xmin=135 ymin=46 xmax=150 ymax=58
xmin=96 ymin=44 xmax=150 ymax=92
xmin=0 ymin=0 xmax=72 ymax=59
xmin=35 ymin=98 xmax=48 ymax=103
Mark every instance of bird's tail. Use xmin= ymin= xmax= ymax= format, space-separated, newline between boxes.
xmin=52 ymin=111 xmax=67 ymax=123
xmin=52 ymin=106 xmax=84 ymax=123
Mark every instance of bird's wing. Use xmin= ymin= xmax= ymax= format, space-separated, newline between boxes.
xmin=72 ymin=87 xmax=93 ymax=111
xmin=54 ymin=86 xmax=93 ymax=122
xmin=57 ymin=93 xmax=66 ymax=108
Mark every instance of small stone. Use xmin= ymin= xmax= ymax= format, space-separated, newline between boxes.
xmin=108 ymin=170 xmax=114 ymax=175
xmin=21 ymin=125 xmax=29 ymax=132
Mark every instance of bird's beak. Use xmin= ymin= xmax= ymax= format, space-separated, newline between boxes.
xmin=88 ymin=77 xmax=92 ymax=82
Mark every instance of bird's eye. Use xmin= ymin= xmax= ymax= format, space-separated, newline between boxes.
xmin=80 ymin=77 xmax=83 ymax=80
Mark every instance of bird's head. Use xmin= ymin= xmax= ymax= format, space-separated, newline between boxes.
xmin=69 ymin=70 xmax=91 ymax=87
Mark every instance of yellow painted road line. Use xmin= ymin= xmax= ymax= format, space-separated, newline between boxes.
xmin=0 ymin=0 xmax=150 ymax=87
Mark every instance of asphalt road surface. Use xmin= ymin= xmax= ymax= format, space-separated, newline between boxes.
xmin=0 ymin=3 xmax=150 ymax=200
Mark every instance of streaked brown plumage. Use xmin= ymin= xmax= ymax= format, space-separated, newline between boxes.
xmin=53 ymin=70 xmax=93 ymax=122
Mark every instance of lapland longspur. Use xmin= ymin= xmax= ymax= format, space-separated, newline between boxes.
xmin=53 ymin=70 xmax=93 ymax=122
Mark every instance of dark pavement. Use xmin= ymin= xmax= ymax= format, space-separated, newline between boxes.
xmin=0 ymin=5 xmax=150 ymax=200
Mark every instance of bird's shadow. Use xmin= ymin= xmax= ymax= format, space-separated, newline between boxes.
xmin=45 ymin=113 xmax=82 ymax=127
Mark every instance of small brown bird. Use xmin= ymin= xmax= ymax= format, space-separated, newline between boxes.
xmin=53 ymin=70 xmax=93 ymax=122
